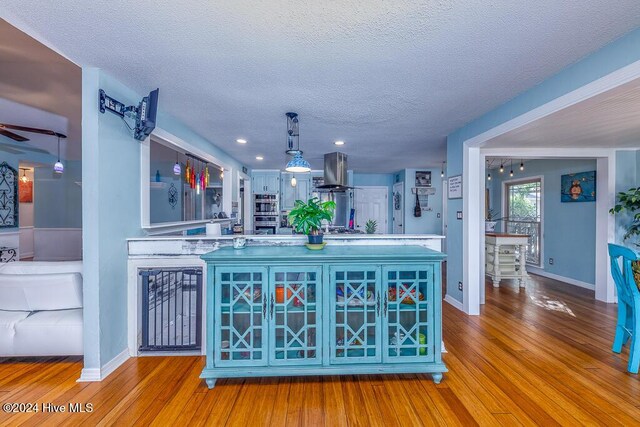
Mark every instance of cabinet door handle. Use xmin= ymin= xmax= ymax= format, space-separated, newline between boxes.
xmin=263 ymin=295 xmax=267 ymax=319
xmin=383 ymin=292 xmax=388 ymax=317
xmin=270 ymin=293 xmax=275 ymax=319
xmin=376 ymin=291 xmax=380 ymax=316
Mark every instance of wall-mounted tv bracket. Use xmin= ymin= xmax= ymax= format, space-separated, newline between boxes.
xmin=99 ymin=89 xmax=138 ymax=118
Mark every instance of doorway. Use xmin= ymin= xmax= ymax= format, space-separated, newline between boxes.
xmin=354 ymin=187 xmax=388 ymax=234
xmin=392 ymin=182 xmax=404 ymax=234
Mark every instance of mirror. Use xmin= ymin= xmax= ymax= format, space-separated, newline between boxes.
xmin=149 ymin=138 xmax=224 ymax=224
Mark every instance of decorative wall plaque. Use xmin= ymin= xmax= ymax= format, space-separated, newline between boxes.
xmin=0 ymin=162 xmax=18 ymax=228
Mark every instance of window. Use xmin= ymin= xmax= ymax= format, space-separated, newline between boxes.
xmin=504 ymin=178 xmax=542 ymax=266
xmin=141 ymin=128 xmax=233 ymax=233
xmin=149 ymin=139 xmax=224 ymax=225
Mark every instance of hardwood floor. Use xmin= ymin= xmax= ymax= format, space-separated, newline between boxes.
xmin=1 ymin=274 xmax=639 ymax=426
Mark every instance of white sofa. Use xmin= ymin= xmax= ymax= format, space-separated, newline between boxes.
xmin=0 ymin=261 xmax=83 ymax=357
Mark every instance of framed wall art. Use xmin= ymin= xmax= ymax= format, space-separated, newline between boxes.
xmin=0 ymin=162 xmax=18 ymax=228
xmin=448 ymin=175 xmax=462 ymax=199
xmin=415 ymin=171 xmax=431 ymax=187
xmin=561 ymin=170 xmax=596 ymax=202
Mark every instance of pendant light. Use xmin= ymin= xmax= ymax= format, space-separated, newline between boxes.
xmin=509 ymin=159 xmax=514 ymax=177
xmin=284 ymin=112 xmax=311 ymax=172
xmin=54 ymin=135 xmax=64 ymax=174
xmin=20 ymin=168 xmax=29 ymax=183
xmin=520 ymin=160 xmax=524 ymax=171
xmin=291 ymin=176 xmax=297 ymax=187
xmin=486 ymin=159 xmax=491 ymax=180
xmin=173 ymin=153 xmax=181 ymax=175
xmin=440 ymin=161 xmax=445 ymax=178
xmin=499 ymin=160 xmax=504 ymax=174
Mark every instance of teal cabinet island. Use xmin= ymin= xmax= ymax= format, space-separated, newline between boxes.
xmin=200 ymin=245 xmax=447 ymax=388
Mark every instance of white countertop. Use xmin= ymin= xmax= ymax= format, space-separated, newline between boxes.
xmin=128 ymin=234 xmax=445 ymax=242
xmin=127 ymin=234 xmax=445 ymax=257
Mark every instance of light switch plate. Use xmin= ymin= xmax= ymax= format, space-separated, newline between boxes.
xmin=456 ymin=211 xmax=462 ymax=220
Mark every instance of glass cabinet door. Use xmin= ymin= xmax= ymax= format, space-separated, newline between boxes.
xmin=269 ymin=267 xmax=322 ymax=365
xmin=214 ymin=267 xmax=268 ymax=366
xmin=383 ymin=266 xmax=434 ymax=362
xmin=330 ymin=266 xmax=381 ymax=364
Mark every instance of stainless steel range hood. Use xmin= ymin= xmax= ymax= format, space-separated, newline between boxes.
xmin=316 ymin=152 xmax=350 ymax=191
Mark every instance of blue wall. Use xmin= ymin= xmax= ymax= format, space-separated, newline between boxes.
xmin=82 ymin=69 xmax=144 ymax=369
xmin=34 ymin=160 xmax=82 ymax=228
xmin=615 ymin=149 xmax=640 ymax=244
xmin=489 ymin=159 xmax=597 ymax=285
xmin=446 ymin=27 xmax=640 ymax=304
xmin=82 ymin=69 xmax=249 ymax=370
xmin=0 ymin=150 xmax=80 ymax=232
xmin=402 ymin=169 xmax=443 ymax=235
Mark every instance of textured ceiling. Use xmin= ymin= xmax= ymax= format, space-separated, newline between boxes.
xmin=2 ymin=1 xmax=640 ymax=172
xmin=484 ymin=78 xmax=640 ymax=149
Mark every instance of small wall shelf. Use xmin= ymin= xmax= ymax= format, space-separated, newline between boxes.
xmin=411 ymin=187 xmax=436 ymax=195
xmin=150 ymin=182 xmax=167 ymax=190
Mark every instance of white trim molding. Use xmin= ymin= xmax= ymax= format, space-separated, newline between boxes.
xmin=527 ymin=268 xmax=595 ymax=291
xmin=78 ymin=348 xmax=129 ymax=382
xmin=458 ymin=61 xmax=640 ymax=315
xmin=33 ymin=228 xmax=82 ymax=261
xmin=142 ymin=127 xmax=235 ymax=231
xmin=444 ymin=294 xmax=464 ymax=312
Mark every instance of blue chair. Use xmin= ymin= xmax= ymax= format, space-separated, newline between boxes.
xmin=608 ymin=243 xmax=640 ymax=374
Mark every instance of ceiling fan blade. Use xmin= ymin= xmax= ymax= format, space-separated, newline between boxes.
xmin=0 ymin=123 xmax=66 ymax=138
xmin=0 ymin=128 xmax=29 ymax=142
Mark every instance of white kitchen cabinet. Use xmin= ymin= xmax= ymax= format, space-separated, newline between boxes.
xmin=280 ymin=173 xmax=310 ymax=210
xmin=252 ymin=171 xmax=280 ymax=194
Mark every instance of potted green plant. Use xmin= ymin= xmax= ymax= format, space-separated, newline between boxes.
xmin=365 ymin=219 xmax=377 ymax=234
xmin=610 ymin=187 xmax=640 ymax=285
xmin=288 ymin=197 xmax=336 ymax=246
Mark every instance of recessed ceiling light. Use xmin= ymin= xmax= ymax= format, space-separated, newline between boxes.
xmin=256 ymin=156 xmax=264 ymax=160
xmin=236 ymin=139 xmax=247 ymax=144
xmin=334 ymin=140 xmax=345 ymax=146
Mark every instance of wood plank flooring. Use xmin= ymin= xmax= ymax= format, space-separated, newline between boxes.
xmin=1 ymin=274 xmax=639 ymax=426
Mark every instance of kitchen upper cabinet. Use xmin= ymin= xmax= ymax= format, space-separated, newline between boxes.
xmin=252 ymin=171 xmax=280 ymax=194
xmin=280 ymin=174 xmax=310 ymax=210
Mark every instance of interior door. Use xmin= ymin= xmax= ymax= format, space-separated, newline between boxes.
xmin=392 ymin=182 xmax=404 ymax=234
xmin=354 ymin=187 xmax=388 ymax=234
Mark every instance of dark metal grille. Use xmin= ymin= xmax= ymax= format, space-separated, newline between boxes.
xmin=139 ymin=268 xmax=202 ymax=352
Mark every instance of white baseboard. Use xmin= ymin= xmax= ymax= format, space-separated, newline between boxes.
xmin=33 ymin=255 xmax=82 ymax=261
xmin=77 ymin=348 xmax=129 ymax=382
xmin=34 ymin=228 xmax=82 ymax=261
xmin=77 ymin=368 xmax=101 ymax=382
xmin=527 ymin=267 xmax=595 ymax=290
xmin=444 ymin=294 xmax=464 ymax=312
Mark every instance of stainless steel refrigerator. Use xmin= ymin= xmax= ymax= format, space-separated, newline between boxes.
xmin=312 ymin=189 xmax=351 ymax=228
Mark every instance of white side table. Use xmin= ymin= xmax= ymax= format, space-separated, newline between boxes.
xmin=485 ymin=233 xmax=529 ymax=287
